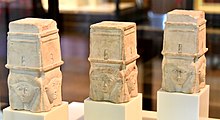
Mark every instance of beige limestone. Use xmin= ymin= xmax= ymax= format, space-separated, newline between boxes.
xmin=162 ymin=10 xmax=207 ymax=56
xmin=162 ymin=10 xmax=207 ymax=93
xmin=89 ymin=21 xmax=139 ymax=103
xmin=162 ymin=55 xmax=206 ymax=93
xmin=6 ymin=18 xmax=64 ymax=112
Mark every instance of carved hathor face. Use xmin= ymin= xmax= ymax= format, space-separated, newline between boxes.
xmin=90 ymin=69 xmax=117 ymax=93
xmin=11 ymin=82 xmax=38 ymax=103
xmin=45 ymin=78 xmax=60 ymax=103
xmin=165 ymin=64 xmax=191 ymax=85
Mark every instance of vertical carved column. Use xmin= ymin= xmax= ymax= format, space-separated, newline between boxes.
xmin=161 ymin=10 xmax=208 ymax=93
xmin=6 ymin=18 xmax=64 ymax=112
xmin=88 ymin=21 xmax=139 ymax=103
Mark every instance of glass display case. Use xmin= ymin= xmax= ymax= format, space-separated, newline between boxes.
xmin=194 ymin=0 xmax=220 ymax=14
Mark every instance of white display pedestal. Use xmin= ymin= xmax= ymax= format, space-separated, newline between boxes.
xmin=157 ymin=85 xmax=210 ymax=120
xmin=68 ymin=102 xmax=84 ymax=120
xmin=84 ymin=93 xmax=142 ymax=120
xmin=68 ymin=101 xmax=219 ymax=120
xmin=3 ymin=102 xmax=68 ymax=120
xmin=0 ymin=110 xmax=2 ymax=120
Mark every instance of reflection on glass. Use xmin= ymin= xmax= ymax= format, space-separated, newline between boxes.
xmin=204 ymin=0 xmax=220 ymax=3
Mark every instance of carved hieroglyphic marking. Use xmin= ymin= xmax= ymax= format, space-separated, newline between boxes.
xmin=21 ymin=56 xmax=25 ymax=66
xmin=50 ymin=53 xmax=54 ymax=63
xmin=104 ymin=49 xmax=108 ymax=60
xmin=178 ymin=44 xmax=182 ymax=53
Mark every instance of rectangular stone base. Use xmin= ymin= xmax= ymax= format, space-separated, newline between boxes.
xmin=3 ymin=102 xmax=68 ymax=120
xmin=84 ymin=93 xmax=142 ymax=120
xmin=157 ymin=85 xmax=210 ymax=120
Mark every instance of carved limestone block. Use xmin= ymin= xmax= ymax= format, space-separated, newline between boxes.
xmin=161 ymin=10 xmax=207 ymax=93
xmin=89 ymin=21 xmax=139 ymax=103
xmin=6 ymin=18 xmax=64 ymax=112
xmin=162 ymin=10 xmax=207 ymax=56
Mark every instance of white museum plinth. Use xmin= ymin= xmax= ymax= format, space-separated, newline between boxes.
xmin=0 ymin=110 xmax=2 ymax=120
xmin=84 ymin=93 xmax=142 ymax=120
xmin=157 ymin=85 xmax=210 ymax=120
xmin=3 ymin=102 xmax=68 ymax=120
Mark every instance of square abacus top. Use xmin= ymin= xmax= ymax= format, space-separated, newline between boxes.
xmin=89 ymin=21 xmax=139 ymax=65
xmin=6 ymin=18 xmax=63 ymax=72
xmin=8 ymin=18 xmax=57 ymax=34
xmin=167 ymin=10 xmax=206 ymax=25
xmin=162 ymin=10 xmax=207 ymax=57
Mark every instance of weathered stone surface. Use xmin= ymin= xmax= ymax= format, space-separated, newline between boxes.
xmin=6 ymin=18 xmax=64 ymax=112
xmin=162 ymin=55 xmax=206 ymax=93
xmin=161 ymin=10 xmax=207 ymax=93
xmin=89 ymin=21 xmax=139 ymax=103
xmin=162 ymin=10 xmax=207 ymax=56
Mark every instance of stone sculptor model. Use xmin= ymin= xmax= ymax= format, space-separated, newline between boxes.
xmin=161 ymin=10 xmax=208 ymax=93
xmin=89 ymin=21 xmax=139 ymax=103
xmin=6 ymin=18 xmax=64 ymax=112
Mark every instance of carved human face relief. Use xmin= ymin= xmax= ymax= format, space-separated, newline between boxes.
xmin=126 ymin=66 xmax=137 ymax=92
xmin=45 ymin=78 xmax=60 ymax=103
xmin=126 ymin=74 xmax=136 ymax=92
xmin=90 ymin=69 xmax=117 ymax=93
xmin=11 ymin=82 xmax=38 ymax=103
xmin=165 ymin=64 xmax=190 ymax=86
